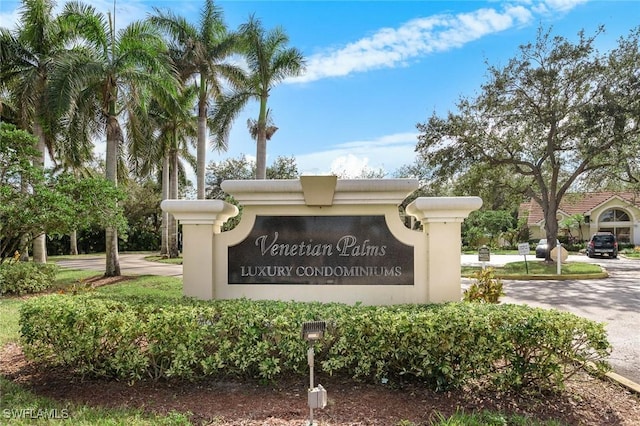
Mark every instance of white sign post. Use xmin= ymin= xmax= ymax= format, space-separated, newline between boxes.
xmin=518 ymin=242 xmax=530 ymax=274
xmin=550 ymin=241 xmax=569 ymax=276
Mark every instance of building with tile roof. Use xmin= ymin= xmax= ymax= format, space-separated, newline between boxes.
xmin=519 ymin=192 xmax=640 ymax=245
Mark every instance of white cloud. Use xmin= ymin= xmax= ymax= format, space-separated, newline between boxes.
xmin=534 ymin=0 xmax=589 ymax=14
xmin=329 ymin=154 xmax=371 ymax=178
xmin=296 ymin=132 xmax=419 ymax=177
xmin=288 ymin=0 xmax=589 ymax=84
xmin=0 ymin=8 xmax=19 ymax=30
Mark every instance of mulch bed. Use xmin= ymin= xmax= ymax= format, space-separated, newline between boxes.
xmin=2 ymin=342 xmax=639 ymax=425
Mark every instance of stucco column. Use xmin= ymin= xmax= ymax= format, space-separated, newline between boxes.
xmin=406 ymin=197 xmax=482 ymax=302
xmin=161 ymin=200 xmax=238 ymax=300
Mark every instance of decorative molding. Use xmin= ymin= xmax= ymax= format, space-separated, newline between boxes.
xmin=221 ymin=178 xmax=419 ymax=206
xmin=300 ymin=175 xmax=337 ymax=206
xmin=406 ymin=197 xmax=483 ymax=223
xmin=160 ymin=200 xmax=238 ymax=226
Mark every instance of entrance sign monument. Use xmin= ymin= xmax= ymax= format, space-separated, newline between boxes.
xmin=161 ymin=176 xmax=482 ymax=305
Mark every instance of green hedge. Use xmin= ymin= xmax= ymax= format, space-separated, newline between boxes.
xmin=0 ymin=262 xmax=58 ymax=295
xmin=19 ymin=296 xmax=610 ymax=391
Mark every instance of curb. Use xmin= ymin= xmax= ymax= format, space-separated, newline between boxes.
xmin=461 ymin=272 xmax=608 ymax=280
xmin=605 ymin=371 xmax=640 ymax=394
xmin=493 ymin=271 xmax=608 ymax=280
xmin=584 ymin=360 xmax=640 ymax=395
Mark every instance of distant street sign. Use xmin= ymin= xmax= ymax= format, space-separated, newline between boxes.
xmin=478 ymin=246 xmax=490 ymax=262
xmin=518 ymin=243 xmax=530 ymax=256
xmin=550 ymin=246 xmax=569 ymax=262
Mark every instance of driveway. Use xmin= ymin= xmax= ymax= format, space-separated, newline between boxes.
xmin=55 ymin=253 xmax=183 ymax=278
xmin=463 ymin=254 xmax=640 ymax=384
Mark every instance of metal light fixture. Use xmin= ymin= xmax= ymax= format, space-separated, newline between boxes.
xmin=301 ymin=321 xmax=327 ymax=426
xmin=302 ymin=320 xmax=326 ymax=342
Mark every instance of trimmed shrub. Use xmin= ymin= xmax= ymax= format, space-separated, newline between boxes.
xmin=463 ymin=267 xmax=504 ymax=304
xmin=19 ymin=296 xmax=610 ymax=391
xmin=0 ymin=262 xmax=58 ymax=295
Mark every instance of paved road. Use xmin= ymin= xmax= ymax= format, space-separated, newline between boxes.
xmin=56 ymin=254 xmax=183 ymax=278
xmin=58 ymin=253 xmax=639 ymax=384
xmin=463 ymin=254 xmax=640 ymax=384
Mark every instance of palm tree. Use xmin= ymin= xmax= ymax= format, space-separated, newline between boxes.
xmin=127 ymin=85 xmax=197 ymax=258
xmin=48 ymin=1 xmax=178 ymax=276
xmin=0 ymin=0 xmax=75 ymax=262
xmin=247 ymin=108 xmax=278 ymax=142
xmin=211 ymin=15 xmax=305 ymax=179
xmin=149 ymin=0 xmax=244 ymax=199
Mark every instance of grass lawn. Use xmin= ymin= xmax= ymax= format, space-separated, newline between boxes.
xmin=621 ymin=250 xmax=640 ymax=259
xmin=143 ymin=255 xmax=183 ymax=265
xmin=462 ymin=260 xmax=604 ymax=277
xmin=0 ymin=298 xmax=21 ymax=346
xmin=462 ymin=249 xmax=528 ymax=255
xmin=52 ymin=268 xmax=101 ymax=286
xmin=0 ymin=378 xmax=191 ymax=425
xmin=91 ymin=274 xmax=183 ymax=299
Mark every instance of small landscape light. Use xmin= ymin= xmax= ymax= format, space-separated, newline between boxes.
xmin=302 ymin=320 xmax=326 ymax=341
xmin=301 ymin=321 xmax=328 ymax=426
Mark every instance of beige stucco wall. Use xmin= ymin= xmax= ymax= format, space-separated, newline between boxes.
xmin=588 ymin=198 xmax=640 ymax=244
xmin=406 ymin=197 xmax=482 ymax=302
xmin=162 ymin=178 xmax=482 ymax=305
xmin=531 ymin=197 xmax=640 ymax=245
xmin=160 ymin=200 xmax=238 ymax=299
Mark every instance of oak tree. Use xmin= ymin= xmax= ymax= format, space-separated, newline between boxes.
xmin=416 ymin=26 xmax=640 ymax=260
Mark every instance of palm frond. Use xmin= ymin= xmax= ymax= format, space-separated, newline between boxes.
xmin=200 ymin=0 xmax=225 ymax=45
xmin=209 ymin=89 xmax=252 ymax=151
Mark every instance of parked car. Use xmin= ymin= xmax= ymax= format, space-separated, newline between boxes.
xmin=586 ymin=232 xmax=618 ymax=258
xmin=535 ymin=239 xmax=560 ymax=258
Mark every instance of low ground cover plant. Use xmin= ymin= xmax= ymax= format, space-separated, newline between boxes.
xmin=20 ymin=295 xmax=610 ymax=392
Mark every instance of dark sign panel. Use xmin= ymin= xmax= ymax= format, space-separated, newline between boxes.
xmin=478 ymin=246 xmax=490 ymax=262
xmin=228 ymin=216 xmax=414 ymax=285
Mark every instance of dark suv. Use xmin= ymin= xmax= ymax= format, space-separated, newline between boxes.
xmin=586 ymin=232 xmax=618 ymax=258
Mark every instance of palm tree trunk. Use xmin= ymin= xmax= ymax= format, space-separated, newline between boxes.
xmin=255 ymin=97 xmax=268 ymax=179
xmin=19 ymin=174 xmax=30 ymax=261
xmin=70 ymin=170 xmax=80 ymax=255
xmin=105 ymin=226 xmax=120 ymax=275
xmin=197 ymin=88 xmax=207 ymax=199
xmin=168 ymin=149 xmax=179 ymax=258
xmin=161 ymin=155 xmax=170 ymax=256
xmin=32 ymin=234 xmax=47 ymax=263
xmin=105 ymin=115 xmax=121 ymax=276
xmin=256 ymin=134 xmax=267 ymax=179
xmin=32 ymin=122 xmax=47 ymax=263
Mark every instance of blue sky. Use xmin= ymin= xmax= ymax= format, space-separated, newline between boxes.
xmin=2 ymin=0 xmax=639 ymax=178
